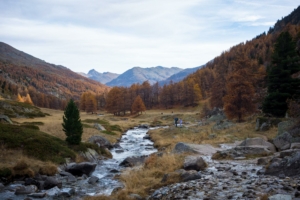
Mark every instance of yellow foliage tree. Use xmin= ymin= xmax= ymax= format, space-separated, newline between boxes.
xmin=131 ymin=95 xmax=146 ymax=114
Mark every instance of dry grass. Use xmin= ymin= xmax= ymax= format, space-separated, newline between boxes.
xmin=0 ymin=144 xmax=57 ymax=177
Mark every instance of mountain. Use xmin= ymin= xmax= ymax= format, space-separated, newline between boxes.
xmin=0 ymin=42 xmax=109 ymax=109
xmin=86 ymin=69 xmax=119 ymax=84
xmin=159 ymin=65 xmax=204 ymax=85
xmin=106 ymin=66 xmax=183 ymax=87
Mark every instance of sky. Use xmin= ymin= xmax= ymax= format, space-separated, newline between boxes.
xmin=0 ymin=1 xmax=299 ymax=74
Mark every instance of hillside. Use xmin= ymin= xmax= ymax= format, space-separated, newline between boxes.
xmin=106 ymin=66 xmax=182 ymax=87
xmin=0 ymin=42 xmax=109 ymax=109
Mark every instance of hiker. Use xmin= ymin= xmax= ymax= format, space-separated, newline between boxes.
xmin=179 ymin=118 xmax=182 ymax=127
xmin=174 ymin=117 xmax=178 ymax=127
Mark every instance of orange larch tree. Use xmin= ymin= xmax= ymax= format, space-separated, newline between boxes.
xmin=131 ymin=95 xmax=146 ymax=114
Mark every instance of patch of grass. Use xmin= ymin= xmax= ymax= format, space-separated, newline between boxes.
xmin=83 ymin=118 xmax=123 ymax=133
xmin=0 ymin=123 xmax=76 ymax=164
xmin=20 ymin=124 xmax=40 ymax=130
xmin=101 ymin=130 xmax=117 ymax=135
xmin=0 ymin=167 xmax=12 ymax=177
xmin=22 ymin=121 xmax=44 ymax=125
xmin=82 ymin=123 xmax=93 ymax=128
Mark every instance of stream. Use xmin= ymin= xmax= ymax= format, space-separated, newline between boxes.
xmin=0 ymin=127 xmax=158 ymax=199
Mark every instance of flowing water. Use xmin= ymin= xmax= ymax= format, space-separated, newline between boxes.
xmin=87 ymin=127 xmax=158 ymax=196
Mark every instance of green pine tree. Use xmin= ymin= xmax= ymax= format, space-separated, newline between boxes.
xmin=62 ymin=99 xmax=83 ymax=145
xmin=262 ymin=31 xmax=300 ymax=117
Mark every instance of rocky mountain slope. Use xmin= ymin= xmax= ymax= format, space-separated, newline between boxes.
xmin=106 ymin=66 xmax=182 ymax=87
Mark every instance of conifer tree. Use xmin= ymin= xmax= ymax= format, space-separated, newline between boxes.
xmin=262 ymin=31 xmax=300 ymax=117
xmin=62 ymin=99 xmax=83 ymax=145
xmin=131 ymin=95 xmax=146 ymax=114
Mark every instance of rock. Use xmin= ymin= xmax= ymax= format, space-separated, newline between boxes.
xmin=59 ymin=171 xmax=73 ymax=176
xmin=24 ymin=178 xmax=40 ymax=188
xmin=161 ymin=172 xmax=181 ymax=183
xmin=265 ymin=151 xmax=300 ymax=177
xmin=88 ymin=176 xmax=99 ymax=184
xmin=80 ymin=148 xmax=100 ymax=162
xmin=278 ymin=120 xmax=296 ymax=135
xmin=257 ymin=157 xmax=270 ymax=165
xmin=112 ymin=143 xmax=121 ymax=148
xmin=143 ymin=135 xmax=151 ymax=140
xmin=180 ymin=170 xmax=202 ymax=182
xmin=88 ymin=135 xmax=112 ymax=149
xmin=66 ymin=175 xmax=77 ymax=182
xmin=268 ymin=194 xmax=292 ymax=200
xmin=260 ymin=122 xmax=270 ymax=131
xmin=0 ymin=114 xmax=13 ymax=124
xmin=212 ymin=120 xmax=234 ymax=130
xmin=60 ymin=188 xmax=75 ymax=197
xmin=110 ymin=169 xmax=119 ymax=173
xmin=94 ymin=123 xmax=106 ymax=131
xmin=239 ymin=137 xmax=276 ymax=153
xmin=65 ymin=162 xmax=97 ymax=177
xmin=183 ymin=156 xmax=207 ymax=171
xmin=46 ymin=186 xmax=60 ymax=197
xmin=119 ymin=156 xmax=147 ymax=167
xmin=43 ymin=177 xmax=62 ymax=190
xmin=27 ymin=193 xmax=46 ymax=198
xmin=273 ymin=132 xmax=293 ymax=151
xmin=255 ymin=118 xmax=260 ymax=131
xmin=291 ymin=143 xmax=300 ymax=149
xmin=129 ymin=193 xmax=143 ymax=200
xmin=207 ymin=113 xmax=226 ymax=122
xmin=0 ymin=183 xmax=4 ymax=191
xmin=138 ymin=124 xmax=149 ymax=129
xmin=115 ymin=149 xmax=124 ymax=153
xmin=172 ymin=142 xmax=197 ymax=154
xmin=280 ymin=149 xmax=300 ymax=158
xmin=15 ymin=185 xmax=38 ymax=195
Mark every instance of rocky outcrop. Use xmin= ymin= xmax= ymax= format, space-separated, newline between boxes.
xmin=213 ymin=138 xmax=274 ymax=159
xmin=265 ymin=150 xmax=300 ymax=177
xmin=79 ymin=148 xmax=101 ymax=162
xmin=239 ymin=137 xmax=276 ymax=153
xmin=65 ymin=162 xmax=97 ymax=177
xmin=278 ymin=120 xmax=296 ymax=135
xmin=119 ymin=156 xmax=148 ymax=167
xmin=273 ymin=131 xmax=293 ymax=151
xmin=88 ymin=135 xmax=112 ymax=149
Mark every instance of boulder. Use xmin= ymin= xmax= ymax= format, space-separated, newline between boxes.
xmin=88 ymin=176 xmax=99 ymax=184
xmin=143 ymin=135 xmax=151 ymax=140
xmin=60 ymin=188 xmax=75 ymax=197
xmin=15 ymin=185 xmax=38 ymax=195
xmin=239 ymin=137 xmax=276 ymax=153
xmin=278 ymin=120 xmax=296 ymax=135
xmin=119 ymin=156 xmax=147 ymax=167
xmin=79 ymin=148 xmax=100 ymax=162
xmin=46 ymin=186 xmax=61 ymax=197
xmin=65 ymin=162 xmax=97 ymax=177
xmin=129 ymin=193 xmax=143 ymax=200
xmin=27 ymin=193 xmax=46 ymax=198
xmin=265 ymin=151 xmax=300 ymax=177
xmin=273 ymin=132 xmax=293 ymax=151
xmin=183 ymin=156 xmax=207 ymax=171
xmin=172 ymin=142 xmax=197 ymax=154
xmin=88 ymin=135 xmax=112 ymax=149
xmin=43 ymin=177 xmax=62 ymax=190
xmin=180 ymin=170 xmax=202 ymax=182
xmin=257 ymin=157 xmax=270 ymax=165
xmin=94 ymin=123 xmax=106 ymax=131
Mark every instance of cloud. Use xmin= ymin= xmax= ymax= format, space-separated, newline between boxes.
xmin=0 ymin=0 xmax=299 ymax=73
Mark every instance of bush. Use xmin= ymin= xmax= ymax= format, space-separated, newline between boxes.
xmin=0 ymin=167 xmax=12 ymax=177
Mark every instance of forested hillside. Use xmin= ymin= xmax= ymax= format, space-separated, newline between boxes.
xmin=0 ymin=42 xmax=109 ymax=109
xmin=93 ymin=5 xmax=300 ymax=117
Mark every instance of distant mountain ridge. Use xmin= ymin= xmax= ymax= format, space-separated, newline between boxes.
xmin=158 ymin=65 xmax=204 ymax=85
xmin=84 ymin=69 xmax=119 ymax=84
xmin=106 ymin=66 xmax=183 ymax=87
